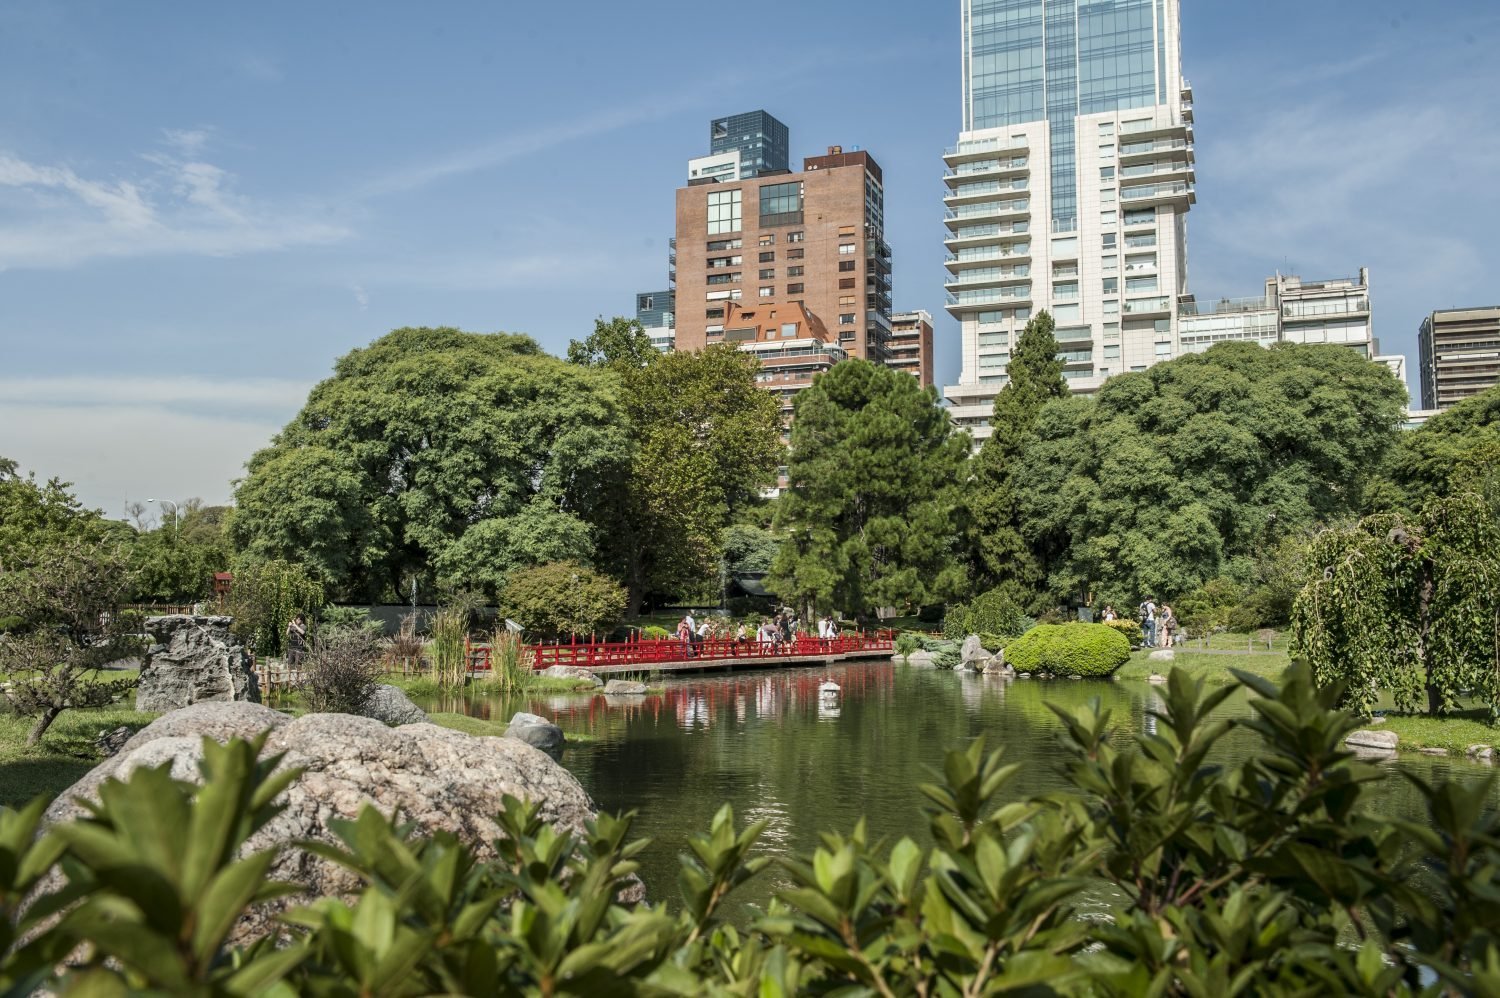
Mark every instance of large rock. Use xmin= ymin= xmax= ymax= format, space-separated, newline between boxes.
xmin=1147 ymin=649 xmax=1175 ymax=663
xmin=43 ymin=701 xmax=611 ymax=943
xmin=603 ymin=679 xmax=648 ymax=695
xmin=960 ymin=634 xmax=987 ymax=670
xmin=361 ymin=684 xmax=427 ymax=725
xmin=1346 ymin=729 xmax=1400 ymax=751
xmin=539 ymin=666 xmax=604 ymax=688
xmin=137 ymin=616 xmax=259 ymax=712
xmin=505 ymin=711 xmax=565 ymax=754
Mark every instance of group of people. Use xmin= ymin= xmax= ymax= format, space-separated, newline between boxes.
xmin=672 ymin=610 xmax=846 ymax=658
xmin=1099 ymin=600 xmax=1179 ymax=648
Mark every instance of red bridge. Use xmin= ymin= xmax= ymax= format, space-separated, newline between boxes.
xmin=467 ymin=631 xmax=896 ymax=676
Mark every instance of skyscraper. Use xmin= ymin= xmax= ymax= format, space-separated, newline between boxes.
xmin=1419 ymin=306 xmax=1500 ymax=410
xmin=688 ymin=111 xmax=792 ymax=184
xmin=944 ymin=0 xmax=1195 ymax=440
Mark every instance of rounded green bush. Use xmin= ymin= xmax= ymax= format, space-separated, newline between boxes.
xmin=1102 ymin=619 xmax=1143 ymax=647
xmin=640 ymin=625 xmax=673 ymax=640
xmin=1004 ymin=622 xmax=1130 ymax=678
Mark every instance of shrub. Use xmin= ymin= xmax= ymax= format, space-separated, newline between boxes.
xmin=1103 ymin=618 xmax=1144 ymax=646
xmin=1225 ymin=604 xmax=1262 ymax=633
xmin=946 ymin=588 xmax=1032 ymax=641
xmin=319 ymin=605 xmax=382 ymax=637
xmin=221 ymin=559 xmax=324 ymax=658
xmin=977 ymin=632 xmax=1010 ymax=653
xmin=301 ymin=628 xmax=381 ymax=714
xmin=500 ymin=561 xmax=626 ymax=639
xmin=640 ymin=625 xmax=672 ymax=640
xmin=933 ymin=647 xmax=961 ymax=670
xmin=484 ymin=629 xmax=534 ymax=693
xmin=894 ymin=632 xmax=921 ymax=662
xmin=1004 ymin=622 xmax=1130 ymax=677
xmin=0 ymin=615 xmax=24 ymax=634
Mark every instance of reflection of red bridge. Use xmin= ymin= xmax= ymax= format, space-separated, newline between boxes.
xmin=466 ymin=632 xmax=896 ymax=676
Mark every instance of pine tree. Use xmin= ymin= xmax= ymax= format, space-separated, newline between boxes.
xmin=967 ymin=310 xmax=1067 ymax=605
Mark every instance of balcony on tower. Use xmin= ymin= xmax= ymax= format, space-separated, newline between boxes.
xmin=1119 ymin=181 xmax=1195 ymax=208
xmin=942 ymin=136 xmax=1028 ymax=167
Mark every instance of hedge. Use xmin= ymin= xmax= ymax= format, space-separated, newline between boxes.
xmin=1004 ymin=622 xmax=1130 ymax=677
xmin=1102 ymin=618 xmax=1144 ymax=646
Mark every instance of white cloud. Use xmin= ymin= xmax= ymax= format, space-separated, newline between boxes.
xmin=352 ymin=283 xmax=369 ymax=310
xmin=0 ymin=144 xmax=349 ymax=269
xmin=161 ymin=128 xmax=211 ymax=156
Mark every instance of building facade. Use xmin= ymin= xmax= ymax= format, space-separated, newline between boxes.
xmin=944 ymin=0 xmax=1195 ymax=440
xmin=635 ymin=288 xmax=676 ymax=352
xmin=1419 ymin=306 xmax=1500 ymax=410
xmin=688 ymin=111 xmax=791 ymax=184
xmin=888 ymin=310 xmax=935 ymax=386
xmin=675 ymin=146 xmax=894 ymax=379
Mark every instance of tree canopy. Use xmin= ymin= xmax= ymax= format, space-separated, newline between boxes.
xmin=230 ymin=327 xmax=632 ymax=602
xmin=770 ymin=360 xmax=969 ymax=615
xmin=0 ymin=462 xmax=121 ymax=574
xmin=1010 ymin=342 xmax=1408 ymax=608
xmin=1378 ymin=384 xmax=1500 ymax=512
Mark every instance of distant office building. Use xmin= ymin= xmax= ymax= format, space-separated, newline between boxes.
xmin=889 ymin=310 xmax=935 ymax=386
xmin=688 ymin=111 xmax=792 ymax=184
xmin=943 ymin=0 xmax=1196 ymax=440
xmin=635 ymin=288 xmax=676 ymax=353
xmin=676 ymin=145 xmax=893 ymax=409
xmin=1419 ymin=306 xmax=1500 ymax=410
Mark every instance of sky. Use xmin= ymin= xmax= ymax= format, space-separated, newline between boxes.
xmin=2 ymin=0 xmax=1497 ymax=518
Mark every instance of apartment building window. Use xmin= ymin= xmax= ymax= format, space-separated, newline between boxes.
xmin=1102 ymin=278 xmax=1118 ymax=294
xmin=1104 ymin=323 xmax=1120 ymax=339
xmin=788 ymin=266 xmax=804 ymax=277
xmin=706 ymin=307 xmax=725 ymax=320
xmin=1099 ymin=144 xmax=1115 ymax=161
xmin=839 ymin=260 xmax=856 ymax=272
xmin=1124 ymin=208 xmax=1155 ymax=226
xmin=978 ymin=331 xmax=1008 ymax=346
xmin=706 ymin=325 xmax=724 ymax=335
xmin=707 ymin=255 xmax=741 ymax=268
xmin=1101 ymin=210 xmax=1117 ymax=225
xmin=759 ymin=234 xmax=775 ymax=246
xmin=1100 ymin=166 xmax=1115 ymax=181
xmin=1104 ymin=345 xmax=1120 ymax=359
xmin=1155 ymin=343 xmax=1172 ymax=358
xmin=1100 ymin=189 xmax=1117 ymax=203
xmin=839 ymin=278 xmax=856 ymax=289
xmin=707 ymin=273 xmax=739 ymax=285
xmin=1103 ymin=299 xmax=1119 ymax=315
xmin=839 ymin=296 xmax=856 ymax=308
xmin=787 ymin=283 xmax=804 ymax=294
xmin=1098 ymin=122 xmax=1115 ymax=137
xmin=1102 ymin=233 xmax=1117 ymax=249
xmin=759 ymin=251 xmax=775 ymax=262
xmin=781 ymin=323 xmax=798 ymax=337
xmin=839 ymin=243 xmax=857 ymax=255
xmin=1103 ymin=257 xmax=1119 ymax=274
xmin=759 ymin=269 xmax=775 ymax=280
xmin=759 ymin=181 xmax=803 ymax=226
xmin=760 ymin=286 xmax=775 ymax=298
xmin=1126 ymin=276 xmax=1159 ymax=293
xmin=788 ymin=231 xmax=805 ymax=242
xmin=1053 ymin=281 xmax=1080 ymax=299
xmin=839 ymin=314 xmax=856 ymax=325
xmin=707 ymin=238 xmax=742 ymax=251
xmin=707 ymin=190 xmax=741 ymax=234
xmin=787 ymin=248 xmax=804 ymax=260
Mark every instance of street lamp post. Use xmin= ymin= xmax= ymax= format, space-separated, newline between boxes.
xmin=148 ymin=498 xmax=179 ymax=540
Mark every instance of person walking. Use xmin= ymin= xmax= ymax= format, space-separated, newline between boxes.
xmin=778 ymin=612 xmax=794 ymax=653
xmin=1158 ymin=605 xmax=1177 ymax=648
xmin=1138 ymin=598 xmax=1157 ymax=649
xmin=285 ymin=613 xmax=308 ymax=667
xmin=697 ymin=618 xmax=713 ymax=656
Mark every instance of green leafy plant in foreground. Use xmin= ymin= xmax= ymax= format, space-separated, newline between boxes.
xmin=4 ymin=661 xmax=1500 ymax=995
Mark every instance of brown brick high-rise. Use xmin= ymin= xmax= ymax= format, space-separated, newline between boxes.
xmin=674 ymin=147 xmax=893 ymax=371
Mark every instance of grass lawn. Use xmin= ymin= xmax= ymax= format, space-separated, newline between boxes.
xmin=381 ymin=672 xmax=605 ymax=697
xmin=1116 ymin=649 xmax=1293 ymax=685
xmin=0 ymin=699 xmax=158 ymax=809
xmin=1367 ymin=710 xmax=1499 ymax=757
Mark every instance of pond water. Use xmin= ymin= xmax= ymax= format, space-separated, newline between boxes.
xmin=412 ymin=661 xmax=1500 ymax=913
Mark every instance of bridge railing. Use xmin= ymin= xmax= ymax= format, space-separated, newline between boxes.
xmin=464 ymin=631 xmax=895 ymax=672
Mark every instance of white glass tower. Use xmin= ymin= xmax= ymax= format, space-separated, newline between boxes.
xmin=944 ymin=0 xmax=1195 ymax=440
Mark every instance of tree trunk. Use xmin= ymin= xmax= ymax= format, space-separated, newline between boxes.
xmin=26 ymin=706 xmax=63 ymax=747
xmin=1419 ymin=561 xmax=1441 ymax=715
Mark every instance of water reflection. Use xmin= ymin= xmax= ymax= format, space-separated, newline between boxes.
xmin=412 ymin=661 xmax=1499 ymax=915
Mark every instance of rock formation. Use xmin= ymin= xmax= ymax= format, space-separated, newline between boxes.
xmin=136 ymin=616 xmax=259 ymax=712
xmin=361 ymin=684 xmax=427 ymax=725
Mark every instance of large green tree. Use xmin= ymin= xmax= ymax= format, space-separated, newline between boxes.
xmin=770 ymin=360 xmax=969 ymax=615
xmin=965 ymin=311 xmax=1068 ymax=606
xmin=1014 ymin=342 xmax=1408 ymax=608
xmin=566 ymin=315 xmax=658 ymax=370
xmin=1376 ymin=384 xmax=1500 ymax=512
xmin=128 ymin=502 xmax=232 ymax=603
xmin=0 ymin=461 xmax=121 ymax=574
xmin=230 ymin=328 xmax=631 ymax=601
xmin=584 ymin=341 xmax=782 ymax=614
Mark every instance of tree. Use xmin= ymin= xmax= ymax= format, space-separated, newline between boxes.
xmin=591 ymin=342 xmax=782 ymax=613
xmin=1378 ymin=384 xmax=1500 ymax=513
xmin=1013 ymin=342 xmax=1408 ymax=609
xmin=230 ymin=328 xmax=632 ymax=601
xmin=1291 ymin=492 xmax=1500 ymax=717
xmin=965 ymin=311 xmax=1068 ymax=606
xmin=128 ymin=503 xmax=233 ymax=603
xmin=770 ymin=360 xmax=970 ymax=616
xmin=0 ymin=463 xmax=114 ymax=574
xmin=0 ymin=539 xmax=137 ymax=745
xmin=499 ymin=561 xmax=626 ymax=639
xmin=433 ymin=504 xmax=595 ymax=602
xmin=221 ymin=559 xmax=325 ymax=658
xmin=566 ymin=316 xmax=659 ymax=370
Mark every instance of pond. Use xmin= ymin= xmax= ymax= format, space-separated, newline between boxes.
xmin=412 ymin=661 xmax=1500 ymax=914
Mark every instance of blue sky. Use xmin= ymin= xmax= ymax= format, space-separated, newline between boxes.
xmin=2 ymin=0 xmax=1497 ymax=516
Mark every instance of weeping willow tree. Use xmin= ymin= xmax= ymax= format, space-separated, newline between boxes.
xmin=1291 ymin=492 xmax=1500 ymax=717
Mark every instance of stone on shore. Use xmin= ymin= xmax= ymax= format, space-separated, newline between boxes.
xmin=960 ymin=634 xmax=987 ymax=670
xmin=603 ymin=679 xmax=648 ymax=695
xmin=1345 ymin=729 xmax=1400 ymax=751
xmin=361 ymin=684 xmax=427 ymax=725
xmin=44 ymin=701 xmax=613 ymax=943
xmin=1147 ymin=649 xmax=1175 ymax=663
xmin=505 ymin=711 xmax=566 ymax=754
xmin=539 ymin=666 xmax=604 ymax=688
xmin=1467 ymin=744 xmax=1494 ymax=762
xmin=136 ymin=615 xmax=259 ymax=712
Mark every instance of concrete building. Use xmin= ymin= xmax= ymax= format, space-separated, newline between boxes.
xmin=1180 ymin=268 xmax=1379 ymax=356
xmin=889 ymin=310 xmax=935 ymax=386
xmin=722 ymin=301 xmax=848 ymax=421
xmin=1419 ymin=306 xmax=1500 ymax=410
xmin=943 ymin=0 xmax=1196 ymax=440
xmin=635 ymin=288 xmax=676 ymax=353
xmin=675 ymin=145 xmax=893 ymax=383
